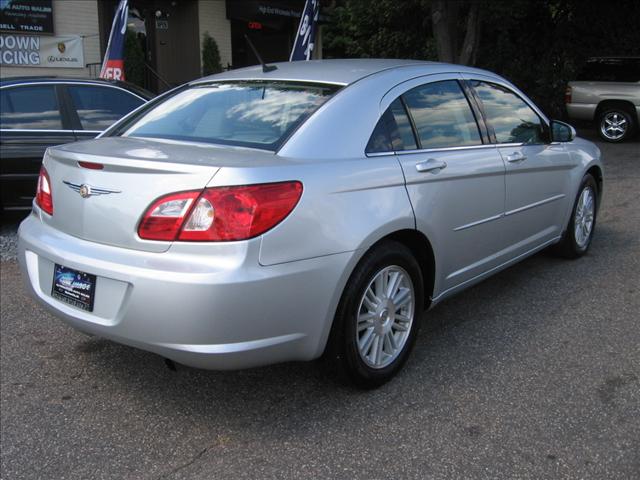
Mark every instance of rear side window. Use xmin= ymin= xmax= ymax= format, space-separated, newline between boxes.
xmin=471 ymin=81 xmax=545 ymax=144
xmin=0 ymin=85 xmax=63 ymax=130
xmin=122 ymin=81 xmax=340 ymax=150
xmin=68 ymin=85 xmax=144 ymax=131
xmin=402 ymin=80 xmax=481 ymax=149
xmin=365 ymin=98 xmax=417 ymax=153
xmin=366 ymin=109 xmax=394 ymax=153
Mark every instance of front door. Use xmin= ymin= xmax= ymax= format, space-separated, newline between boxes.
xmin=468 ymin=79 xmax=575 ymax=255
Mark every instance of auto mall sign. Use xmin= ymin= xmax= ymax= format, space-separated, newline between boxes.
xmin=0 ymin=33 xmax=84 ymax=68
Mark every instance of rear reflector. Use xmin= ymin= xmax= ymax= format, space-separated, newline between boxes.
xmin=78 ymin=161 xmax=104 ymax=170
xmin=36 ymin=166 xmax=53 ymax=215
xmin=564 ymin=86 xmax=572 ymax=104
xmin=138 ymin=181 xmax=303 ymax=242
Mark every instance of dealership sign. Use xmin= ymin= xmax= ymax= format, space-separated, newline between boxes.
xmin=0 ymin=0 xmax=54 ymax=34
xmin=0 ymin=34 xmax=84 ymax=68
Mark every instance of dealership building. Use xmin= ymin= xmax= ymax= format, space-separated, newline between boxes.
xmin=0 ymin=0 xmax=323 ymax=92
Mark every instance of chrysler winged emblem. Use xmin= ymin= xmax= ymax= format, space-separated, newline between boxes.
xmin=63 ymin=181 xmax=121 ymax=198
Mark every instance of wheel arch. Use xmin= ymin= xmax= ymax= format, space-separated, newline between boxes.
xmin=345 ymin=229 xmax=437 ymax=311
xmin=595 ymin=99 xmax=638 ymax=122
xmin=320 ymin=228 xmax=437 ymax=359
xmin=381 ymin=229 xmax=436 ymax=309
xmin=586 ymin=164 xmax=604 ymax=203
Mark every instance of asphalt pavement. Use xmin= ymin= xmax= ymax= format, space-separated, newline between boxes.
xmin=1 ymin=129 xmax=638 ymax=479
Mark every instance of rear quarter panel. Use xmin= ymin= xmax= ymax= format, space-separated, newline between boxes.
xmin=208 ymin=156 xmax=415 ymax=266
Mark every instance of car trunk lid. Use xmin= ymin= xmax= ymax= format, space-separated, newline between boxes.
xmin=42 ymin=137 xmax=222 ymax=253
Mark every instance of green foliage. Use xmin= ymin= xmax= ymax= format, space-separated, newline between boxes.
xmin=477 ymin=0 xmax=640 ymax=117
xmin=202 ymin=32 xmax=223 ymax=76
xmin=323 ymin=0 xmax=640 ymax=118
xmin=124 ymin=29 xmax=145 ymax=88
xmin=323 ymin=0 xmax=436 ymax=60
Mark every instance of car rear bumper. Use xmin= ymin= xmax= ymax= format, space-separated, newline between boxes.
xmin=18 ymin=213 xmax=353 ymax=370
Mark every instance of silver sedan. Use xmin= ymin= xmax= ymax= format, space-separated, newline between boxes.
xmin=18 ymin=59 xmax=603 ymax=388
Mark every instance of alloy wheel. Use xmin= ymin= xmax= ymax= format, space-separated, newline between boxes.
xmin=356 ymin=265 xmax=415 ymax=369
xmin=600 ymin=112 xmax=628 ymax=141
xmin=574 ymin=186 xmax=595 ymax=248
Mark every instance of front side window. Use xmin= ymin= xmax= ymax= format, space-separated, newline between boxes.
xmin=122 ymin=81 xmax=340 ymax=150
xmin=402 ymin=80 xmax=482 ymax=149
xmin=0 ymin=85 xmax=63 ymax=130
xmin=68 ymin=85 xmax=144 ymax=131
xmin=471 ymin=81 xmax=545 ymax=144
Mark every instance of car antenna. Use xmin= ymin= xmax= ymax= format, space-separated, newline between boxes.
xmin=244 ymin=34 xmax=278 ymax=73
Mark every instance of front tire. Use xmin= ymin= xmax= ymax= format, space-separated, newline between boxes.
xmin=328 ymin=241 xmax=424 ymax=389
xmin=554 ymin=174 xmax=598 ymax=258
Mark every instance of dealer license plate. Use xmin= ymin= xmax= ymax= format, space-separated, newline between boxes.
xmin=51 ymin=264 xmax=97 ymax=312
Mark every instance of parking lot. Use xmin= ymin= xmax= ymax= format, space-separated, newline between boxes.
xmin=1 ymin=130 xmax=638 ymax=479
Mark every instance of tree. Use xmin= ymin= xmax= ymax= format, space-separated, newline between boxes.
xmin=124 ymin=29 xmax=145 ymax=87
xmin=323 ymin=0 xmax=436 ymax=60
xmin=430 ymin=0 xmax=481 ymax=65
xmin=202 ymin=32 xmax=222 ymax=76
xmin=323 ymin=0 xmax=640 ymax=118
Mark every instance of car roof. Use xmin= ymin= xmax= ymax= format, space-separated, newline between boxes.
xmin=2 ymin=76 xmax=114 ymax=86
xmin=0 ymin=76 xmax=154 ymax=98
xmin=196 ymin=58 xmax=483 ymax=86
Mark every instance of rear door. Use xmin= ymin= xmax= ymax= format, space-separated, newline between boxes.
xmin=0 ymin=84 xmax=76 ymax=210
xmin=378 ymin=75 xmax=507 ymax=295
xmin=63 ymin=84 xmax=147 ymax=142
xmin=467 ymin=78 xmax=575 ymax=254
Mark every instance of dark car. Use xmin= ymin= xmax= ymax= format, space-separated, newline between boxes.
xmin=0 ymin=77 xmax=153 ymax=212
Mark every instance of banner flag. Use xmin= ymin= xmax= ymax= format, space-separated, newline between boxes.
xmin=289 ymin=0 xmax=319 ymax=61
xmin=100 ymin=0 xmax=128 ymax=80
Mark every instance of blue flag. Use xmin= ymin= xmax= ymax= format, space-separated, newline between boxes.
xmin=290 ymin=0 xmax=320 ymax=61
xmin=100 ymin=0 xmax=128 ymax=80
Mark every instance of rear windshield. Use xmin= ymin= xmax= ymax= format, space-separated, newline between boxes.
xmin=577 ymin=58 xmax=640 ymax=82
xmin=121 ymin=81 xmax=340 ymax=150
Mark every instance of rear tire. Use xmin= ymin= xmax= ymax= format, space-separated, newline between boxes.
xmin=597 ymin=107 xmax=635 ymax=142
xmin=327 ymin=241 xmax=424 ymax=389
xmin=554 ymin=174 xmax=598 ymax=259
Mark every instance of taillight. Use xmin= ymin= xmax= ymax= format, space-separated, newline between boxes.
xmin=565 ymin=86 xmax=572 ymax=104
xmin=138 ymin=181 xmax=303 ymax=242
xmin=36 ymin=166 xmax=53 ymax=215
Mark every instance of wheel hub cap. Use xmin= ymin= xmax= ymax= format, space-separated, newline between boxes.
xmin=574 ymin=186 xmax=595 ymax=248
xmin=356 ymin=265 xmax=415 ymax=369
xmin=601 ymin=112 xmax=627 ymax=140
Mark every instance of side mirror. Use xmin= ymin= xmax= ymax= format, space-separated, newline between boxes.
xmin=551 ymin=120 xmax=576 ymax=142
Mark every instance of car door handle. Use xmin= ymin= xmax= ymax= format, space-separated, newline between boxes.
xmin=505 ymin=151 xmax=527 ymax=163
xmin=416 ymin=159 xmax=447 ymax=173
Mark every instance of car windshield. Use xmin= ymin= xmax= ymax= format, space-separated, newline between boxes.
xmin=121 ymin=81 xmax=340 ymax=150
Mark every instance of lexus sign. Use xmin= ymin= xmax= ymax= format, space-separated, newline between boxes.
xmin=0 ymin=34 xmax=84 ymax=68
